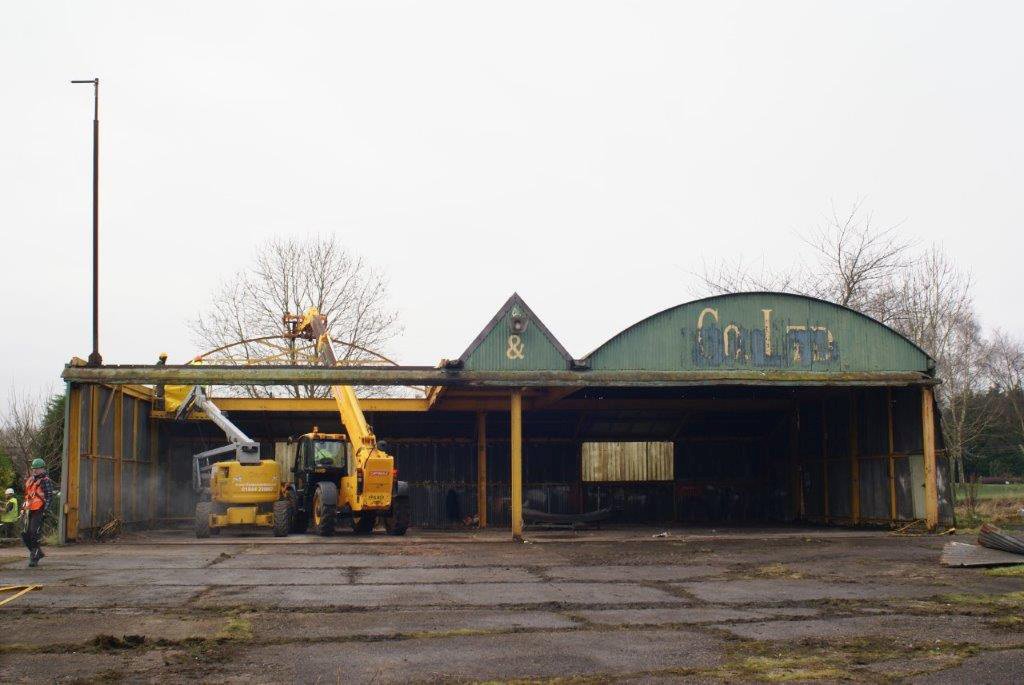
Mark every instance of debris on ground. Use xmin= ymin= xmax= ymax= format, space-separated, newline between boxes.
xmin=652 ymin=531 xmax=669 ymax=538
xmin=978 ymin=523 xmax=1024 ymax=555
xmin=941 ymin=541 xmax=1024 ymax=567
xmin=0 ymin=584 xmax=41 ymax=608
xmin=941 ymin=525 xmax=1024 ymax=567
xmin=95 ymin=517 xmax=123 ymax=542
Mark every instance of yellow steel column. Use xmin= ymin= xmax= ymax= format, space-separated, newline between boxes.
xmin=510 ymin=391 xmax=523 ymax=541
xmin=922 ymin=386 xmax=939 ymax=530
xmin=476 ymin=411 xmax=488 ymax=528
xmin=850 ymin=392 xmax=860 ymax=525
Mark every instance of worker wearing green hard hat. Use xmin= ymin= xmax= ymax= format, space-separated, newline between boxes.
xmin=22 ymin=458 xmax=55 ymax=567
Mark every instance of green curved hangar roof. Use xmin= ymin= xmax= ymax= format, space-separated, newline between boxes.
xmin=460 ymin=292 xmax=933 ymax=376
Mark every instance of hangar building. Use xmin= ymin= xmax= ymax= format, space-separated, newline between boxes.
xmin=58 ymin=292 xmax=953 ymax=541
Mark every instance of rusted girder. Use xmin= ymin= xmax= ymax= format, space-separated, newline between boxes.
xmin=61 ymin=363 xmax=937 ymax=388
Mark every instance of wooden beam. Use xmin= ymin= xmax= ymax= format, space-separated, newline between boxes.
xmin=922 ymin=386 xmax=939 ymax=530
xmin=476 ymin=412 xmax=487 ymax=529
xmin=62 ymin=364 xmax=937 ymax=388
xmin=790 ymin=408 xmax=802 ymax=521
xmin=887 ymin=388 xmax=897 ymax=522
xmin=90 ymin=385 xmax=98 ymax=531
xmin=821 ymin=399 xmax=829 ymax=524
xmin=66 ymin=386 xmax=81 ymax=540
xmin=850 ymin=391 xmax=860 ymax=525
xmin=510 ymin=391 xmax=523 ymax=541
xmin=113 ymin=388 xmax=123 ymax=519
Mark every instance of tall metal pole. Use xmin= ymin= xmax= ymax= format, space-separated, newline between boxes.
xmin=72 ymin=78 xmax=101 ymax=366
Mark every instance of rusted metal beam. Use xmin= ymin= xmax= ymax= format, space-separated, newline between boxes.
xmin=476 ymin=412 xmax=487 ymax=529
xmin=922 ymin=386 xmax=939 ymax=530
xmin=62 ymin=364 xmax=936 ymax=388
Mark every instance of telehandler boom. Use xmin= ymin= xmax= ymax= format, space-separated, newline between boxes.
xmin=281 ymin=308 xmax=410 ymax=536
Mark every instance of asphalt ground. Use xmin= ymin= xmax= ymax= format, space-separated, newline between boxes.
xmin=1 ymin=526 xmax=1023 ymax=683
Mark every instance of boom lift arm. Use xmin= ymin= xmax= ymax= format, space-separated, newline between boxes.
xmin=175 ymin=385 xmax=261 ymax=491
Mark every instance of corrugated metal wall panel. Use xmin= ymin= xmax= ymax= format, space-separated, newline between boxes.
xmin=827 ymin=458 xmax=852 ymax=518
xmin=581 ymin=442 xmax=673 ymax=482
xmin=96 ymin=387 xmax=114 ymax=456
xmin=859 ymin=457 xmax=889 ymax=519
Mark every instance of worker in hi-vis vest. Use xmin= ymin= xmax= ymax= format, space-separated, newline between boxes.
xmin=22 ymin=459 xmax=55 ymax=567
xmin=1 ymin=488 xmax=18 ymax=538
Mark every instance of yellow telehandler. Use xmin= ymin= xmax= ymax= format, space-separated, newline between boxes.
xmin=279 ymin=308 xmax=410 ymax=536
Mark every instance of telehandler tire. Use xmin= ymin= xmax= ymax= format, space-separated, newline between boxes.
xmin=383 ymin=497 xmax=410 ymax=536
xmin=272 ymin=500 xmax=290 ymax=537
xmin=195 ymin=501 xmax=212 ymax=539
xmin=352 ymin=513 xmax=376 ymax=534
xmin=313 ymin=483 xmax=337 ymax=536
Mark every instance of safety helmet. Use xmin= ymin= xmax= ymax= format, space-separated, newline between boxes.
xmin=31 ymin=458 xmax=46 ymax=470
xmin=4 ymin=488 xmax=13 ymax=496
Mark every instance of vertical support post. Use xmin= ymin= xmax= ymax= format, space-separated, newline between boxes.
xmin=113 ymin=388 xmax=123 ymax=519
xmin=922 ymin=386 xmax=939 ymax=531
xmin=65 ymin=384 xmax=82 ymax=542
xmin=476 ymin=411 xmax=488 ymax=528
xmin=821 ymin=399 xmax=829 ymax=524
xmin=149 ymin=418 xmax=159 ymax=524
xmin=90 ymin=385 xmax=99 ymax=531
xmin=789 ymin=408 xmax=802 ymax=520
xmin=510 ymin=390 xmax=523 ymax=541
xmin=132 ymin=398 xmax=139 ymax=522
xmin=850 ymin=391 xmax=860 ymax=525
xmin=887 ymin=388 xmax=897 ymax=522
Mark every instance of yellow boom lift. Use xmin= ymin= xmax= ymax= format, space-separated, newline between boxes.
xmin=176 ymin=386 xmax=290 ymax=538
xmin=280 ymin=308 xmax=410 ymax=536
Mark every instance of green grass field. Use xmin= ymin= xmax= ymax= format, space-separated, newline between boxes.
xmin=954 ymin=483 xmax=1024 ymax=503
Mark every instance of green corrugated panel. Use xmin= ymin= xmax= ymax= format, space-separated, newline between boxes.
xmin=461 ymin=294 xmax=573 ymax=372
xmin=585 ymin=292 xmax=930 ymax=374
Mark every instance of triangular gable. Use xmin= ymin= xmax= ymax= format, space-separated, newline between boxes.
xmin=458 ymin=293 xmax=573 ymax=371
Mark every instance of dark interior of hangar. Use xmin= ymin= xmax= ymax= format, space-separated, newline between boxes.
xmin=135 ymin=385 xmax=952 ymax=531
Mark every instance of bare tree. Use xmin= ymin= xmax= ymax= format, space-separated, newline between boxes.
xmin=191 ymin=235 xmax=402 ymax=398
xmin=0 ymin=390 xmax=62 ymax=479
xmin=696 ymin=199 xmax=914 ymax=325
xmin=987 ymin=330 xmax=1024 ymax=457
xmin=695 ymin=201 xmax=993 ymax=482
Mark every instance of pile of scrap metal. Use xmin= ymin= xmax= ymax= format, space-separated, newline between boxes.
xmin=522 ymin=506 xmax=614 ymax=530
xmin=941 ymin=523 xmax=1024 ymax=567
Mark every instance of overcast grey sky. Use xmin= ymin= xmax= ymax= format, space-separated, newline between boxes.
xmin=2 ymin=1 xmax=1022 ymax=402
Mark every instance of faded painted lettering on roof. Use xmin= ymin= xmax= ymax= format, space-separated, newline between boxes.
xmin=694 ymin=307 xmax=838 ymax=368
xmin=585 ymin=292 xmax=930 ymax=374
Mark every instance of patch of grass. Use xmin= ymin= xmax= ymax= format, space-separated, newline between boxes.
xmin=940 ymin=591 xmax=1024 ymax=608
xmin=955 ymin=483 xmax=1024 ymax=502
xmin=216 ymin=616 xmax=253 ymax=641
xmin=751 ymin=563 xmax=804 ymax=580
xmin=90 ymin=634 xmax=146 ymax=651
xmin=984 ymin=565 xmax=1024 ymax=578
xmin=711 ymin=637 xmax=980 ymax=682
